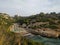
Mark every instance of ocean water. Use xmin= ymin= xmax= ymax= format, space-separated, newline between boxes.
xmin=26 ymin=35 xmax=60 ymax=45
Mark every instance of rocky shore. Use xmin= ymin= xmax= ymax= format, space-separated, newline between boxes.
xmin=27 ymin=28 xmax=60 ymax=38
xmin=10 ymin=23 xmax=60 ymax=39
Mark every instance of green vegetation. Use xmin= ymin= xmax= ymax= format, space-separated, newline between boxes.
xmin=15 ymin=12 xmax=60 ymax=30
xmin=14 ymin=12 xmax=60 ymax=29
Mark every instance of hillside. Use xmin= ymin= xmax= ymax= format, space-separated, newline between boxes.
xmin=0 ymin=12 xmax=60 ymax=45
xmin=15 ymin=12 xmax=60 ymax=30
xmin=14 ymin=12 xmax=60 ymax=38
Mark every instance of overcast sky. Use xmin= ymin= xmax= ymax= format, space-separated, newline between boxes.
xmin=0 ymin=0 xmax=60 ymax=16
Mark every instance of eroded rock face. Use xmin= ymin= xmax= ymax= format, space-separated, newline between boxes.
xmin=28 ymin=28 xmax=60 ymax=38
xmin=38 ymin=28 xmax=60 ymax=38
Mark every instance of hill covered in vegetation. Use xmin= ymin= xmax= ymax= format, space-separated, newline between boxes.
xmin=14 ymin=12 xmax=60 ymax=30
xmin=0 ymin=13 xmax=44 ymax=45
xmin=0 ymin=12 xmax=60 ymax=45
xmin=13 ymin=12 xmax=60 ymax=38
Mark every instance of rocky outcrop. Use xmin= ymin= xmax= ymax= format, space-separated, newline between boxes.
xmin=28 ymin=28 xmax=60 ymax=38
xmin=37 ymin=28 xmax=60 ymax=38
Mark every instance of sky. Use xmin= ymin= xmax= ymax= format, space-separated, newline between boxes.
xmin=0 ymin=0 xmax=60 ymax=16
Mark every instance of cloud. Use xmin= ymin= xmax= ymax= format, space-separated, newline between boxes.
xmin=0 ymin=0 xmax=60 ymax=16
